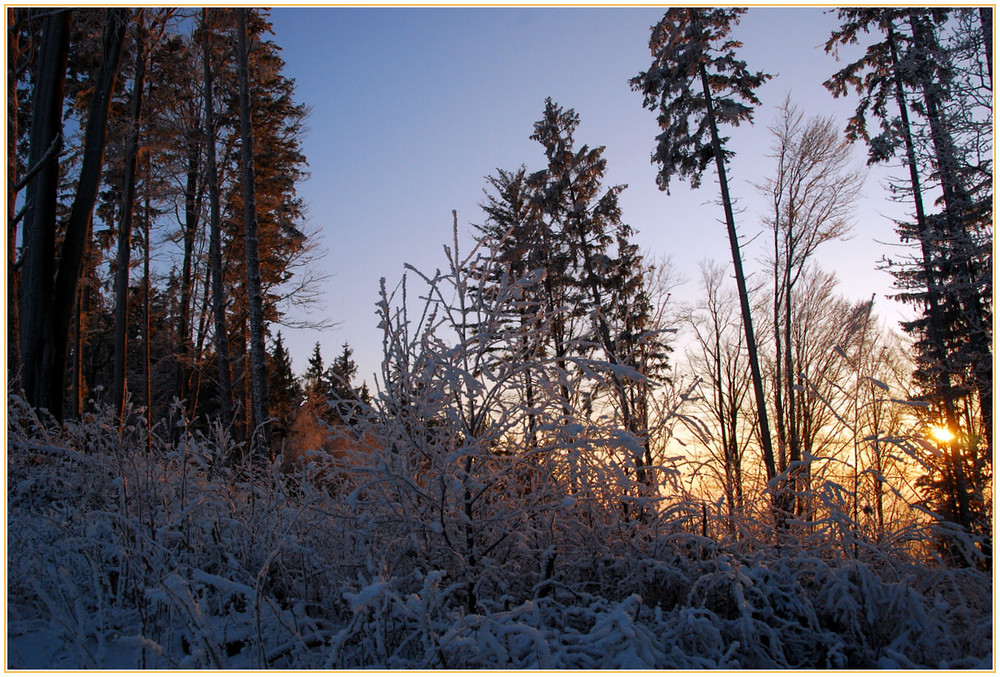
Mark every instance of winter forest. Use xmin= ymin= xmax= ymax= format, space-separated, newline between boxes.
xmin=5 ymin=6 xmax=994 ymax=670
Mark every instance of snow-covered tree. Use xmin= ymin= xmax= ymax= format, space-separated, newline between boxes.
xmin=631 ymin=7 xmax=778 ymax=493
xmin=756 ymin=100 xmax=865 ymax=515
xmin=825 ymin=8 xmax=992 ymax=551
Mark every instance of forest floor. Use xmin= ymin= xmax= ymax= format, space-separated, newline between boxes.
xmin=6 ymin=398 xmax=993 ymax=670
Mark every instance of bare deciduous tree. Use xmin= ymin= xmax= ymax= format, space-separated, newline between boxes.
xmin=756 ymin=99 xmax=864 ymax=514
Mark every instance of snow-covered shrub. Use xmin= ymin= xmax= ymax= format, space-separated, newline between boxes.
xmin=338 ymin=224 xmax=675 ymax=612
xmin=7 ymin=397 xmax=350 ymax=669
xmin=7 ymin=226 xmax=992 ymax=670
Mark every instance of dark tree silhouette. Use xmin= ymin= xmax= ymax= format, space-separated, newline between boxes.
xmin=631 ymin=8 xmax=777 ymax=489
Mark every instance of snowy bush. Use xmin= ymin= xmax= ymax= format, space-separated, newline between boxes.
xmin=6 ymin=229 xmax=992 ymax=669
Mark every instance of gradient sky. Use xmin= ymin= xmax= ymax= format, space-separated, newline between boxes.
xmin=264 ymin=6 xmax=913 ymax=383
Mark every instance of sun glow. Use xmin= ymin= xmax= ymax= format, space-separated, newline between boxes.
xmin=930 ymin=426 xmax=956 ymax=443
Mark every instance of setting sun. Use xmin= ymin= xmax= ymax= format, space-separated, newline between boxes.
xmin=930 ymin=426 xmax=956 ymax=443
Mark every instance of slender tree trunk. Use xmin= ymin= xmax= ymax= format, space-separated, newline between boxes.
xmin=202 ymin=8 xmax=235 ymax=434
xmin=698 ymin=62 xmax=777 ymax=488
xmin=143 ymin=160 xmax=153 ymax=453
xmin=48 ymin=8 xmax=127 ymax=421
xmin=8 ymin=8 xmax=22 ymax=379
xmin=176 ymin=136 xmax=200 ymax=405
xmin=236 ymin=8 xmax=271 ymax=463
xmin=19 ymin=9 xmax=70 ymax=409
xmin=520 ymin=311 xmax=538 ymax=448
xmin=783 ymin=250 xmax=804 ymax=513
xmin=73 ymin=282 xmax=84 ymax=417
xmin=772 ymin=230 xmax=788 ymax=472
xmin=980 ymin=8 xmax=993 ymax=89
xmin=112 ymin=13 xmax=148 ymax=423
xmin=887 ymin=25 xmax=955 ymax=410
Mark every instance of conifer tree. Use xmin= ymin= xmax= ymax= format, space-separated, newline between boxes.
xmin=476 ymin=166 xmax=547 ymax=445
xmin=825 ymin=8 xmax=992 ymax=547
xmin=18 ymin=9 xmax=70 ymax=411
xmin=631 ymin=8 xmax=777 ymax=489
xmin=325 ymin=342 xmax=367 ymax=424
xmin=268 ymin=331 xmax=301 ymax=441
xmin=494 ymin=99 xmax=671 ymax=495
xmin=236 ymin=7 xmax=271 ymax=462
xmin=304 ymin=341 xmax=326 ymax=398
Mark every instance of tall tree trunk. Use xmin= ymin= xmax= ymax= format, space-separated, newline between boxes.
xmin=112 ymin=13 xmax=148 ymax=423
xmin=980 ymin=7 xmax=993 ymax=89
xmin=19 ymin=9 xmax=70 ymax=409
xmin=176 ymin=136 xmax=200 ymax=405
xmin=201 ymin=8 xmax=235 ymax=434
xmin=908 ymin=11 xmax=993 ymax=458
xmin=143 ymin=160 xmax=153 ymax=453
xmin=236 ymin=8 xmax=270 ymax=463
xmin=8 ymin=8 xmax=22 ymax=378
xmin=48 ymin=8 xmax=127 ymax=421
xmin=72 ymin=281 xmax=85 ymax=417
xmin=783 ymin=245 xmax=804 ymax=514
xmin=698 ymin=61 xmax=778 ymax=490
xmin=887 ymin=24 xmax=957 ymax=417
xmin=771 ymin=231 xmax=788 ymax=472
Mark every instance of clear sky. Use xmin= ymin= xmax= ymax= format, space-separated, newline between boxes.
xmin=264 ymin=6 xmax=913 ymax=383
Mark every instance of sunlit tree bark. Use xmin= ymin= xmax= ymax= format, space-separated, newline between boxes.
xmin=48 ymin=8 xmax=127 ymax=422
xmin=201 ymin=8 xmax=235 ymax=434
xmin=19 ymin=9 xmax=70 ymax=410
xmin=236 ymin=7 xmax=271 ymax=463
xmin=111 ymin=12 xmax=148 ymax=422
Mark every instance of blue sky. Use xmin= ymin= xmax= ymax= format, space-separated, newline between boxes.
xmin=265 ymin=7 xmax=912 ymax=382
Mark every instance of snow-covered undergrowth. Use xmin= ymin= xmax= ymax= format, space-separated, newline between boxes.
xmin=7 ymin=236 xmax=993 ymax=669
xmin=7 ymin=394 xmax=991 ymax=670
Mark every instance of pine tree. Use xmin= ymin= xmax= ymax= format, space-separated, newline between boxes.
xmin=631 ymin=8 xmax=778 ymax=490
xmin=236 ymin=7 xmax=271 ymax=463
xmin=268 ymin=331 xmax=301 ymax=442
xmin=18 ymin=9 xmax=70 ymax=411
xmin=325 ymin=342 xmax=366 ymax=424
xmin=825 ymin=8 xmax=992 ymax=549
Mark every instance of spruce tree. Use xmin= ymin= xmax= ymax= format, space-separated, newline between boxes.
xmin=631 ymin=8 xmax=778 ymax=489
xmin=478 ymin=99 xmax=670 ymax=495
xmin=325 ymin=342 xmax=366 ymax=424
xmin=18 ymin=9 xmax=70 ymax=411
xmin=304 ymin=341 xmax=325 ymax=398
xmin=268 ymin=331 xmax=301 ymax=441
xmin=826 ymin=9 xmax=992 ymax=549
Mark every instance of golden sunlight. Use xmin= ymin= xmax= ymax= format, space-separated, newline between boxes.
xmin=930 ymin=426 xmax=956 ymax=443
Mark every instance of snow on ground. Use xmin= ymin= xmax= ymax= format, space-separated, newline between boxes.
xmin=6 ymin=396 xmax=993 ymax=671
